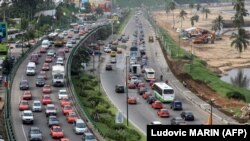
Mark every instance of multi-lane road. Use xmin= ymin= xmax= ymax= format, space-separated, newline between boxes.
xmin=100 ymin=13 xmax=223 ymax=135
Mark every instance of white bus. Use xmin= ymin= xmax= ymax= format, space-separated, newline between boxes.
xmin=152 ymin=82 xmax=175 ymax=103
xmin=144 ymin=68 xmax=155 ymax=81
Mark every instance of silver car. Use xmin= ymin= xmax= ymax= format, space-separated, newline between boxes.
xmin=47 ymin=116 xmax=59 ymax=127
xmin=82 ymin=132 xmax=96 ymax=141
xmin=29 ymin=127 xmax=42 ymax=141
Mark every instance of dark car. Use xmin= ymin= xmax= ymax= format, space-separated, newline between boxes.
xmin=138 ymin=87 xmax=147 ymax=95
xmin=19 ymin=80 xmax=29 ymax=90
xmin=170 ymin=100 xmax=183 ymax=110
xmin=29 ymin=126 xmax=43 ymax=141
xmin=115 ymin=85 xmax=125 ymax=93
xmin=36 ymin=75 xmax=46 ymax=87
xmin=110 ymin=46 xmax=117 ymax=51
xmin=105 ymin=64 xmax=112 ymax=71
xmin=147 ymin=96 xmax=157 ymax=104
xmin=180 ymin=111 xmax=195 ymax=121
xmin=170 ymin=117 xmax=186 ymax=125
xmin=47 ymin=116 xmax=59 ymax=127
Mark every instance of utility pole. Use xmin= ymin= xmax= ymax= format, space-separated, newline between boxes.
xmin=125 ymin=55 xmax=129 ymax=126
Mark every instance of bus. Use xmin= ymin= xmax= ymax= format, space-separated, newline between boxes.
xmin=144 ymin=68 xmax=155 ymax=81
xmin=152 ymin=82 xmax=175 ymax=103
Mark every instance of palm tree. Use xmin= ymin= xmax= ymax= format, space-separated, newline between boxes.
xmin=230 ymin=28 xmax=250 ymax=58
xmin=211 ymin=15 xmax=224 ymax=34
xmin=230 ymin=69 xmax=250 ymax=88
xmin=178 ymin=10 xmax=187 ymax=29
xmin=165 ymin=5 xmax=170 ymax=18
xmin=190 ymin=15 xmax=199 ymax=27
xmin=204 ymin=8 xmax=211 ymax=20
xmin=189 ymin=3 xmax=194 ymax=14
xmin=169 ymin=1 xmax=176 ymax=29
xmin=196 ymin=3 xmax=201 ymax=11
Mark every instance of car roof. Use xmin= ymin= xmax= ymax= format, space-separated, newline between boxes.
xmin=151 ymin=121 xmax=162 ymax=125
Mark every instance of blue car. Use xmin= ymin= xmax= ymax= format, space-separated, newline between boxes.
xmin=170 ymin=100 xmax=183 ymax=110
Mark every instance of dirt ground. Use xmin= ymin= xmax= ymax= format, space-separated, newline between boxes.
xmin=153 ymin=5 xmax=250 ymax=74
xmin=154 ymin=5 xmax=250 ymax=121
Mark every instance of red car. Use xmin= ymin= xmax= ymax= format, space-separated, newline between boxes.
xmin=157 ymin=109 xmax=170 ymax=117
xmin=45 ymin=56 xmax=53 ymax=63
xmin=152 ymin=100 xmax=163 ymax=109
xmin=66 ymin=112 xmax=78 ymax=123
xmin=35 ymin=51 xmax=41 ymax=57
xmin=50 ymin=126 xmax=64 ymax=139
xmin=40 ymin=47 xmax=47 ymax=53
xmin=19 ymin=100 xmax=29 ymax=111
xmin=42 ymin=85 xmax=52 ymax=94
xmin=39 ymin=71 xmax=48 ymax=80
xmin=41 ymin=94 xmax=52 ymax=105
xmin=64 ymin=47 xmax=69 ymax=53
xmin=150 ymin=80 xmax=156 ymax=88
xmin=137 ymin=83 xmax=145 ymax=89
xmin=60 ymin=138 xmax=70 ymax=141
xmin=142 ymin=92 xmax=152 ymax=99
xmin=128 ymin=96 xmax=137 ymax=104
xmin=60 ymin=98 xmax=71 ymax=107
xmin=62 ymin=105 xmax=74 ymax=115
xmin=128 ymin=83 xmax=136 ymax=89
xmin=22 ymin=90 xmax=32 ymax=100
xmin=42 ymin=63 xmax=50 ymax=71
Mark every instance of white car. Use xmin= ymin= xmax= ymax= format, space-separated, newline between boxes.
xmin=58 ymin=89 xmax=69 ymax=100
xmin=130 ymin=57 xmax=137 ymax=65
xmin=110 ymin=57 xmax=116 ymax=63
xmin=21 ymin=110 xmax=34 ymax=124
xmin=47 ymin=50 xmax=55 ymax=56
xmin=150 ymin=121 xmax=162 ymax=125
xmin=56 ymin=57 xmax=64 ymax=65
xmin=45 ymin=104 xmax=57 ymax=117
xmin=63 ymin=31 xmax=68 ymax=36
xmin=104 ymin=47 xmax=111 ymax=53
xmin=32 ymin=100 xmax=42 ymax=112
xmin=66 ymin=42 xmax=73 ymax=48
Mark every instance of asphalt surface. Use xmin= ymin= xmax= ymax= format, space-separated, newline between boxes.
xmin=100 ymin=14 xmax=222 ymax=135
xmin=10 ymin=30 xmax=84 ymax=141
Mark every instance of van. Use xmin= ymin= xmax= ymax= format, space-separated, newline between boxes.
xmin=26 ymin=62 xmax=36 ymax=76
xmin=73 ymin=119 xmax=88 ymax=134
xmin=41 ymin=40 xmax=50 ymax=49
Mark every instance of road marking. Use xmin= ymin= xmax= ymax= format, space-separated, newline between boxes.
xmin=21 ymin=120 xmax=28 ymax=141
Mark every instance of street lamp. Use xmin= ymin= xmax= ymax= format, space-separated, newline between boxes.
xmin=208 ymin=98 xmax=215 ymax=125
xmin=125 ymin=55 xmax=129 ymax=126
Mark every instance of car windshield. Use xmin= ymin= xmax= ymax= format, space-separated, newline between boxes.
xmin=54 ymin=74 xmax=63 ymax=79
xmin=21 ymin=101 xmax=28 ymax=105
xmin=47 ymin=106 xmax=54 ymax=110
xmin=34 ymin=103 xmax=40 ymax=106
xmin=76 ymin=123 xmax=86 ymax=128
xmin=186 ymin=112 xmax=193 ymax=115
xmin=31 ymin=129 xmax=41 ymax=134
xmin=50 ymin=117 xmax=58 ymax=121
xmin=53 ymin=127 xmax=62 ymax=132
xmin=175 ymin=117 xmax=184 ymax=122
xmin=64 ymin=106 xmax=71 ymax=110
xmin=24 ymin=112 xmax=32 ymax=116
xmin=164 ymin=89 xmax=174 ymax=94
xmin=162 ymin=109 xmax=168 ymax=112
xmin=86 ymin=134 xmax=95 ymax=139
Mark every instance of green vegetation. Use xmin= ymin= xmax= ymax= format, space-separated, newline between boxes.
xmin=113 ymin=10 xmax=131 ymax=34
xmin=0 ymin=44 xmax=8 ymax=53
xmin=72 ymin=74 xmax=146 ymax=141
xmin=116 ymin=0 xmax=165 ymax=8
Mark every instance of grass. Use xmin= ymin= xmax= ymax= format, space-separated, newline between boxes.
xmin=72 ymin=74 xmax=146 ymax=141
xmin=116 ymin=0 xmax=165 ymax=8
xmin=116 ymin=11 xmax=132 ymax=35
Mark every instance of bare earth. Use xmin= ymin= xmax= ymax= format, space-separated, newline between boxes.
xmin=153 ymin=5 xmax=250 ymax=74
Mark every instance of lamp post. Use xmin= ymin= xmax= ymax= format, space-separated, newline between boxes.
xmin=209 ymin=98 xmax=215 ymax=125
xmin=125 ymin=55 xmax=129 ymax=126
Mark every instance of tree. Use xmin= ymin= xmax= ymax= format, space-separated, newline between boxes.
xmin=189 ymin=3 xmax=194 ymax=15
xmin=211 ymin=15 xmax=224 ymax=35
xmin=169 ymin=1 xmax=176 ymax=29
xmin=230 ymin=69 xmax=250 ymax=88
xmin=83 ymin=2 xmax=91 ymax=13
xmin=196 ymin=3 xmax=201 ymax=11
xmin=230 ymin=28 xmax=250 ymax=57
xmin=177 ymin=10 xmax=187 ymax=28
xmin=201 ymin=8 xmax=211 ymax=20
xmin=95 ymin=6 xmax=103 ymax=16
xmin=190 ymin=15 xmax=199 ymax=27
xmin=165 ymin=5 xmax=170 ymax=18
xmin=2 ymin=56 xmax=14 ymax=75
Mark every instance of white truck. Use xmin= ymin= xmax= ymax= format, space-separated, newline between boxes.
xmin=130 ymin=64 xmax=141 ymax=76
xmin=52 ymin=65 xmax=65 ymax=87
xmin=26 ymin=62 xmax=36 ymax=76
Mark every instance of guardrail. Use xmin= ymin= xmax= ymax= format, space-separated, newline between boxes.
xmin=4 ymin=39 xmax=43 ymax=141
xmin=66 ymin=25 xmax=109 ymax=141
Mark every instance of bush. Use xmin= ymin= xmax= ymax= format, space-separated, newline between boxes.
xmin=84 ymin=84 xmax=94 ymax=90
xmin=226 ymin=91 xmax=246 ymax=101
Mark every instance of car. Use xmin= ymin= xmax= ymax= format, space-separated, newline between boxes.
xmin=66 ymin=42 xmax=73 ymax=48
xmin=60 ymin=98 xmax=72 ymax=107
xmin=29 ymin=127 xmax=42 ymax=141
xmin=180 ymin=111 xmax=195 ymax=121
xmin=63 ymin=31 xmax=68 ymax=36
xmin=148 ymin=36 xmax=154 ymax=42
xmin=142 ymin=92 xmax=152 ymax=99
xmin=112 ymin=40 xmax=118 ymax=45
xmin=47 ymin=116 xmax=59 ymax=127
xmin=32 ymin=100 xmax=42 ymax=112
xmin=151 ymin=100 xmax=163 ymax=109
xmin=60 ymin=138 xmax=70 ymax=141
xmin=110 ymin=57 xmax=116 ymax=63
xmin=19 ymin=80 xmax=29 ymax=90
xmin=47 ymin=50 xmax=55 ymax=56
xmin=170 ymin=100 xmax=183 ymax=110
xmin=130 ymin=76 xmax=139 ymax=84
xmin=115 ymin=85 xmax=125 ymax=93
xmin=105 ymin=64 xmax=112 ymax=71
xmin=128 ymin=96 xmax=137 ymax=104
xmin=66 ymin=112 xmax=78 ymax=123
xmin=74 ymin=34 xmax=80 ymax=40
xmin=40 ymin=47 xmax=47 ymax=53
xmin=56 ymin=57 xmax=64 ymax=65
xmin=42 ymin=63 xmax=50 ymax=71
xmin=58 ymin=89 xmax=69 ymax=100
xmin=62 ymin=105 xmax=74 ymax=115
xmin=19 ymin=100 xmax=29 ymax=111
xmin=64 ymin=47 xmax=69 ymax=53
xmin=149 ymin=79 xmax=156 ymax=87
xmin=50 ymin=126 xmax=64 ymax=139
xmin=157 ymin=109 xmax=170 ymax=117
xmin=39 ymin=71 xmax=48 ymax=80
xmin=67 ymin=34 xmax=73 ymax=38
xmin=150 ymin=121 xmax=162 ymax=125
xmin=73 ymin=119 xmax=88 ymax=134
xmin=137 ymin=82 xmax=145 ymax=89
xmin=21 ymin=110 xmax=34 ymax=124
xmin=36 ymin=75 xmax=46 ymax=87
xmin=41 ymin=94 xmax=52 ymax=105
xmin=82 ymin=132 xmax=97 ymax=141
xmin=104 ymin=47 xmax=111 ymax=53
xmin=128 ymin=82 xmax=136 ymax=89
xmin=45 ymin=104 xmax=57 ymax=117
xmin=138 ymin=87 xmax=147 ymax=95
xmin=22 ymin=90 xmax=32 ymax=100
xmin=110 ymin=51 xmax=116 ymax=57
xmin=42 ymin=84 xmax=52 ymax=94
xmin=117 ymin=49 xmax=122 ymax=54
xmin=170 ymin=117 xmax=187 ymax=125
xmin=45 ymin=56 xmax=53 ymax=63
xmin=110 ymin=46 xmax=117 ymax=52
xmin=71 ymin=39 xmax=76 ymax=44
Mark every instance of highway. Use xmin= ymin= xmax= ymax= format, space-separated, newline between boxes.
xmin=100 ymin=13 xmax=222 ymax=135
xmin=10 ymin=30 xmax=83 ymax=141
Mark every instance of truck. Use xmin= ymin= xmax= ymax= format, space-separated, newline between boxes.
xmin=130 ymin=64 xmax=141 ymax=76
xmin=52 ymin=65 xmax=65 ymax=87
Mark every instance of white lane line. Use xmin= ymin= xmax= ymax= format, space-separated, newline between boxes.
xmin=20 ymin=112 xmax=28 ymax=141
